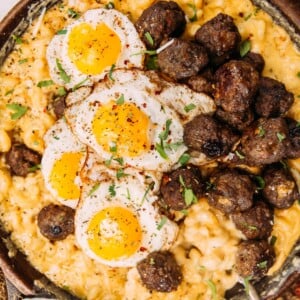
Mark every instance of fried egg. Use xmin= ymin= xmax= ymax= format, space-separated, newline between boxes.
xmin=46 ymin=8 xmax=145 ymax=89
xmin=41 ymin=119 xmax=87 ymax=208
xmin=65 ymin=69 xmax=187 ymax=172
xmin=75 ymin=153 xmax=178 ymax=267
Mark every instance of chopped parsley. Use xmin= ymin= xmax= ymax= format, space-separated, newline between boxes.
xmin=109 ymin=64 xmax=116 ymax=81
xmin=12 ymin=34 xmax=23 ymax=45
xmin=116 ymin=94 xmax=125 ymax=105
xmin=141 ymin=182 xmax=155 ymax=205
xmin=5 ymin=89 xmax=14 ymax=96
xmin=108 ymin=183 xmax=116 ymax=197
xmin=187 ymin=2 xmax=198 ymax=22
xmin=257 ymin=125 xmax=265 ymax=137
xmin=155 ymin=119 xmax=173 ymax=159
xmin=110 ymin=143 xmax=117 ymax=153
xmin=254 ymin=176 xmax=265 ymax=189
xmin=132 ymin=49 xmax=157 ymax=56
xmin=105 ymin=2 xmax=115 ymax=9
xmin=257 ymin=260 xmax=268 ymax=269
xmin=239 ymin=39 xmax=251 ymax=57
xmin=88 ymin=183 xmax=100 ymax=196
xmin=57 ymin=86 xmax=67 ymax=96
xmin=56 ymin=59 xmax=71 ymax=83
xmin=144 ymin=32 xmax=154 ymax=46
xmin=206 ymin=279 xmax=217 ymax=300
xmin=56 ymin=29 xmax=67 ymax=35
xmin=37 ymin=80 xmax=54 ymax=88
xmin=157 ymin=216 xmax=167 ymax=230
xmin=116 ymin=168 xmax=127 ymax=180
xmin=146 ymin=55 xmax=158 ymax=70
xmin=6 ymin=103 xmax=28 ymax=120
xmin=235 ymin=150 xmax=245 ymax=160
xmin=184 ymin=103 xmax=196 ymax=113
xmin=159 ymin=119 xmax=172 ymax=140
xmin=179 ymin=175 xmax=197 ymax=206
xmin=178 ymin=153 xmax=190 ymax=166
xmin=277 ymin=132 xmax=286 ymax=142
xmin=18 ymin=58 xmax=28 ymax=64
xmin=113 ymin=157 xmax=124 ymax=166
xmin=28 ymin=164 xmax=41 ymax=172
xmin=155 ymin=142 xmax=168 ymax=159
xmin=243 ymin=276 xmax=252 ymax=295
xmin=72 ymin=77 xmax=89 ymax=91
xmin=270 ymin=235 xmax=277 ymax=246
xmin=68 ymin=8 xmax=80 ymax=19
xmin=181 ymin=209 xmax=189 ymax=216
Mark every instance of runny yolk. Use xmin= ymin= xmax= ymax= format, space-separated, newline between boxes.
xmin=68 ymin=22 xmax=121 ymax=75
xmin=92 ymin=100 xmax=151 ymax=157
xmin=49 ymin=152 xmax=83 ymax=200
xmin=87 ymin=206 xmax=142 ymax=260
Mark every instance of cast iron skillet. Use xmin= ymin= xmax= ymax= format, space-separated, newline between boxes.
xmin=0 ymin=0 xmax=299 ymax=299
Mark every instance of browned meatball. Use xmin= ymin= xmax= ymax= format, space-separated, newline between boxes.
xmin=135 ymin=1 xmax=186 ymax=49
xmin=241 ymin=51 xmax=265 ymax=73
xmin=208 ymin=169 xmax=254 ymax=214
xmin=262 ymin=165 xmax=299 ymax=209
xmin=255 ymin=77 xmax=294 ymax=118
xmin=214 ymin=60 xmax=259 ymax=113
xmin=286 ymin=118 xmax=300 ymax=159
xmin=160 ymin=165 xmax=204 ymax=210
xmin=215 ymin=107 xmax=254 ymax=131
xmin=37 ymin=204 xmax=75 ymax=241
xmin=195 ymin=13 xmax=241 ymax=65
xmin=157 ymin=38 xmax=209 ymax=81
xmin=183 ymin=114 xmax=239 ymax=158
xmin=231 ymin=201 xmax=273 ymax=239
xmin=52 ymin=95 xmax=66 ymax=119
xmin=240 ymin=118 xmax=289 ymax=166
xmin=235 ymin=240 xmax=275 ymax=279
xmin=6 ymin=144 xmax=41 ymax=177
xmin=137 ymin=251 xmax=182 ymax=292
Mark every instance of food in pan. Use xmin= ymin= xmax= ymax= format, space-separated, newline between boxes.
xmin=0 ymin=0 xmax=300 ymax=299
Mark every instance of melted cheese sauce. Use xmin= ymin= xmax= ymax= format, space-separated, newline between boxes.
xmin=0 ymin=0 xmax=300 ymax=299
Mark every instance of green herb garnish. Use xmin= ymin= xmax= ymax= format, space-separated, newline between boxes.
xmin=57 ymin=86 xmax=67 ymax=96
xmin=257 ymin=125 xmax=265 ymax=137
xmin=56 ymin=59 xmax=71 ymax=83
xmin=12 ymin=34 xmax=23 ymax=44
xmin=184 ymin=103 xmax=196 ymax=113
xmin=28 ymin=164 xmax=41 ymax=172
xmin=243 ymin=276 xmax=252 ymax=295
xmin=108 ymin=183 xmax=116 ymax=197
xmin=240 ymin=39 xmax=251 ymax=57
xmin=159 ymin=119 xmax=172 ymax=140
xmin=187 ymin=2 xmax=198 ymax=22
xmin=5 ymin=89 xmax=14 ymax=96
xmin=113 ymin=157 xmax=124 ymax=166
xmin=206 ymin=279 xmax=217 ymax=300
xmin=116 ymin=169 xmax=127 ymax=180
xmin=110 ymin=143 xmax=117 ymax=153
xmin=141 ymin=182 xmax=155 ymax=205
xmin=116 ymin=94 xmax=125 ymax=105
xmin=56 ymin=29 xmax=67 ymax=35
xmin=157 ymin=216 xmax=167 ymax=230
xmin=6 ymin=103 xmax=28 ymax=120
xmin=178 ymin=153 xmax=190 ymax=166
xmin=105 ymin=2 xmax=115 ymax=9
xmin=146 ymin=55 xmax=158 ymax=70
xmin=132 ymin=49 xmax=157 ymax=56
xmin=155 ymin=142 xmax=168 ymax=159
xmin=254 ymin=176 xmax=265 ymax=189
xmin=179 ymin=175 xmax=197 ymax=206
xmin=235 ymin=150 xmax=245 ymax=160
xmin=68 ymin=8 xmax=80 ymax=19
xmin=72 ymin=77 xmax=89 ymax=91
xmin=257 ymin=260 xmax=268 ymax=269
xmin=37 ymin=80 xmax=54 ymax=88
xmin=277 ymin=132 xmax=286 ymax=142
xmin=88 ymin=183 xmax=100 ymax=196
xmin=109 ymin=64 xmax=116 ymax=81
xmin=144 ymin=32 xmax=154 ymax=46
xmin=18 ymin=58 xmax=28 ymax=64
xmin=270 ymin=235 xmax=277 ymax=246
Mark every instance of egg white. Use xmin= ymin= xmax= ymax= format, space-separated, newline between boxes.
xmin=75 ymin=153 xmax=178 ymax=267
xmin=46 ymin=8 xmax=146 ymax=89
xmin=65 ymin=69 xmax=187 ymax=172
xmin=41 ymin=119 xmax=87 ymax=208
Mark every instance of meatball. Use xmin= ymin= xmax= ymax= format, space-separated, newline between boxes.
xmin=183 ymin=114 xmax=239 ymax=158
xmin=240 ymin=118 xmax=289 ymax=166
xmin=241 ymin=51 xmax=265 ymax=73
xmin=185 ymin=68 xmax=214 ymax=95
xmin=262 ymin=165 xmax=299 ymax=209
xmin=208 ymin=169 xmax=254 ymax=214
xmin=137 ymin=251 xmax=182 ymax=292
xmin=135 ymin=1 xmax=186 ymax=49
xmin=214 ymin=60 xmax=259 ymax=113
xmin=52 ymin=95 xmax=66 ymax=119
xmin=286 ymin=117 xmax=300 ymax=158
xmin=160 ymin=165 xmax=204 ymax=210
xmin=157 ymin=38 xmax=209 ymax=81
xmin=235 ymin=240 xmax=275 ymax=279
xmin=37 ymin=204 xmax=75 ymax=241
xmin=215 ymin=107 xmax=254 ymax=131
xmin=6 ymin=144 xmax=41 ymax=177
xmin=231 ymin=201 xmax=273 ymax=239
xmin=255 ymin=77 xmax=294 ymax=118
xmin=195 ymin=13 xmax=241 ymax=65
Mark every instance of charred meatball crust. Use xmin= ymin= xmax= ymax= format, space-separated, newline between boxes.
xmin=137 ymin=251 xmax=183 ymax=292
xmin=208 ymin=169 xmax=255 ymax=214
xmin=135 ymin=1 xmax=186 ymax=49
xmin=37 ymin=204 xmax=75 ymax=241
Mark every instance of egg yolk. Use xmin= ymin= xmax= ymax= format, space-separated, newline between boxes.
xmin=50 ymin=152 xmax=83 ymax=200
xmin=68 ymin=22 xmax=121 ymax=75
xmin=87 ymin=206 xmax=142 ymax=260
xmin=92 ymin=100 xmax=151 ymax=157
